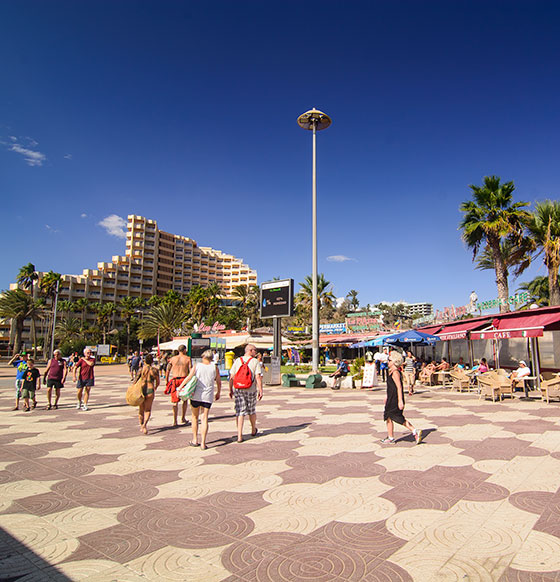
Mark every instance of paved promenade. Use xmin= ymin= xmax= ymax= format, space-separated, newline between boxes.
xmin=1 ymin=364 xmax=560 ymax=581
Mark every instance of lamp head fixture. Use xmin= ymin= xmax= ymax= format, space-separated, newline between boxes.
xmin=297 ymin=108 xmax=332 ymax=131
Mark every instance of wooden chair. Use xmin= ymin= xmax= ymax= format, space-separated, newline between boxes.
xmin=449 ymin=369 xmax=470 ymax=392
xmin=477 ymin=372 xmax=511 ymax=401
xmin=540 ymin=376 xmax=560 ymax=403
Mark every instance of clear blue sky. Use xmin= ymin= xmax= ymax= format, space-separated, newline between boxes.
xmin=2 ymin=0 xmax=558 ymax=311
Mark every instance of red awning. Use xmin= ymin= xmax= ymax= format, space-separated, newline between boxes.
xmin=417 ymin=325 xmax=442 ymax=335
xmin=493 ymin=310 xmax=560 ymax=331
xmin=471 ymin=327 xmax=543 ymax=340
xmin=436 ymin=320 xmax=490 ymax=341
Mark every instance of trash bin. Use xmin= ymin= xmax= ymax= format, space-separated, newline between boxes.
xmin=225 ymin=351 xmax=235 ymax=370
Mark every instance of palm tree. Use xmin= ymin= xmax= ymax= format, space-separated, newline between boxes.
xmin=475 ymin=238 xmax=532 ymax=279
xmin=346 ymin=289 xmax=360 ymax=311
xmin=39 ymin=271 xmax=62 ymax=355
xmin=459 ymin=176 xmax=531 ymax=312
xmin=92 ymin=302 xmax=117 ymax=344
xmin=16 ymin=263 xmax=39 ymax=356
xmin=73 ymin=298 xmax=90 ymax=327
xmin=298 ymin=274 xmax=335 ymax=311
xmin=58 ymin=300 xmax=74 ymax=319
xmin=0 ymin=289 xmax=44 ymax=355
xmin=138 ymin=302 xmax=188 ymax=341
xmin=527 ymin=200 xmax=560 ymax=306
xmin=17 ymin=263 xmax=39 ymax=297
xmin=55 ymin=317 xmax=82 ymax=343
xmin=119 ymin=296 xmax=144 ymax=354
xmin=517 ymin=276 xmax=550 ymax=307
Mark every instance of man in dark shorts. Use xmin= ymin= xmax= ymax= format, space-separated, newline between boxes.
xmin=129 ymin=350 xmax=142 ymax=381
xmin=21 ymin=358 xmax=41 ymax=412
xmin=73 ymin=348 xmax=95 ymax=411
xmin=43 ymin=349 xmax=68 ymax=409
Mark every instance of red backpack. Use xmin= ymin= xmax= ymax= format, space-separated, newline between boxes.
xmin=233 ymin=357 xmax=254 ymax=389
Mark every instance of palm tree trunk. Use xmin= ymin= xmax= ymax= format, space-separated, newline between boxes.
xmin=548 ymin=261 xmax=560 ymax=306
xmin=490 ymin=237 xmax=510 ymax=312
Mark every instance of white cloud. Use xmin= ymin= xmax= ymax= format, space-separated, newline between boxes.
xmin=327 ymin=255 xmax=357 ymax=263
xmin=6 ymin=136 xmax=46 ymax=166
xmin=80 ymin=213 xmax=87 ymax=219
xmin=64 ymin=153 xmax=72 ymax=160
xmin=45 ymin=224 xmax=60 ymax=233
xmin=98 ymin=214 xmax=127 ymax=238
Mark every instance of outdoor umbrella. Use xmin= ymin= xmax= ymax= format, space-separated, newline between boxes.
xmin=384 ymin=330 xmax=440 ymax=348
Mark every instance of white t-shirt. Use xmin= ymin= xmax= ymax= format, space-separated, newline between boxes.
xmin=513 ymin=366 xmax=530 ymax=379
xmin=192 ymin=362 xmax=217 ymax=403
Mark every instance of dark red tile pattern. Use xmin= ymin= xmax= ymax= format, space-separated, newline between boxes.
xmin=1 ymin=370 xmax=560 ymax=581
xmin=509 ymin=491 xmax=554 ymax=515
xmin=280 ymin=451 xmax=386 ymax=485
xmin=455 ymin=437 xmax=548 ymax=461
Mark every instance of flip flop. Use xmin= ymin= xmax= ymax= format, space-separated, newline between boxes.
xmin=189 ymin=441 xmax=200 ymax=447
xmin=251 ymin=428 xmax=258 ymax=437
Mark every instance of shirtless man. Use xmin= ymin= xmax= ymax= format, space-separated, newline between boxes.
xmin=165 ymin=344 xmax=192 ymax=426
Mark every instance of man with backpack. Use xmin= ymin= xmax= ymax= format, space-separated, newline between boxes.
xmin=229 ymin=344 xmax=263 ymax=443
xmin=330 ymin=358 xmax=349 ymax=390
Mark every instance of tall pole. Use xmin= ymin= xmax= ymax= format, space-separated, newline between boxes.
xmin=297 ymin=108 xmax=332 ymax=374
xmin=311 ymin=120 xmax=319 ymax=372
xmin=49 ymin=279 xmax=60 ymax=359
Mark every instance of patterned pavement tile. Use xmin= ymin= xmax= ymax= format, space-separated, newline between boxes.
xmin=2 ymin=366 xmax=560 ymax=580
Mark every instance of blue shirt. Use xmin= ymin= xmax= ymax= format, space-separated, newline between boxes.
xmin=12 ymin=359 xmax=28 ymax=379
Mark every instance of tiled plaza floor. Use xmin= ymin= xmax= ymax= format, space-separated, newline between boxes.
xmin=1 ymin=364 xmax=560 ymax=581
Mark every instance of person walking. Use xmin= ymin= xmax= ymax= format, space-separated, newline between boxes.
xmin=21 ymin=358 xmax=41 ymax=412
xmin=379 ymin=348 xmax=389 ymax=382
xmin=381 ymin=350 xmax=422 ymax=445
xmin=43 ymin=349 xmax=68 ymax=409
xmin=165 ymin=344 xmax=192 ymax=426
xmin=178 ymin=349 xmax=221 ymax=449
xmin=129 ymin=350 xmax=142 ymax=381
xmin=73 ymin=348 xmax=95 ymax=411
xmin=137 ymin=354 xmax=159 ymax=434
xmin=8 ymin=352 xmax=29 ymax=410
xmin=404 ymin=351 xmax=416 ymax=395
xmin=229 ymin=344 xmax=263 ymax=443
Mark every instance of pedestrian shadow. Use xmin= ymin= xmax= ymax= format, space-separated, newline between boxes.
xmin=207 ymin=423 xmax=311 ymax=449
xmin=397 ymin=427 xmax=437 ymax=444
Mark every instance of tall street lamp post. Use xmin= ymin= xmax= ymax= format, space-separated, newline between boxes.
xmin=297 ymin=108 xmax=332 ymax=373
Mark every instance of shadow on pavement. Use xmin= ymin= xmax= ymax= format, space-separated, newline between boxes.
xmin=0 ymin=526 xmax=72 ymax=581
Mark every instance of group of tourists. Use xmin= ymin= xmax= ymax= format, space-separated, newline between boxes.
xmin=19 ymin=342 xmax=539 ymax=450
xmin=9 ymin=348 xmax=96 ymax=412
xmin=134 ymin=343 xmax=263 ymax=447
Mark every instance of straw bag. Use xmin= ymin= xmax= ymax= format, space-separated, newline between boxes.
xmin=126 ymin=377 xmax=145 ymax=406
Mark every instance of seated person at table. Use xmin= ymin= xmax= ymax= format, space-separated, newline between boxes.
xmin=511 ymin=360 xmax=531 ymax=389
xmin=435 ymin=358 xmax=450 ymax=372
xmin=453 ymin=357 xmax=466 ymax=370
xmin=419 ymin=362 xmax=436 ymax=384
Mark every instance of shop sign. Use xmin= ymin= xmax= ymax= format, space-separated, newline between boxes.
xmin=287 ymin=326 xmax=306 ymax=334
xmin=320 ymin=323 xmax=347 ymax=334
xmin=198 ymin=322 xmax=226 ymax=333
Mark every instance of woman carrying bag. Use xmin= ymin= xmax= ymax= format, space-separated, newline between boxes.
xmin=177 ymin=350 xmax=221 ymax=449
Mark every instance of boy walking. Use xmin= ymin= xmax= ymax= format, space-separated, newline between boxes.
xmin=21 ymin=358 xmax=41 ymax=412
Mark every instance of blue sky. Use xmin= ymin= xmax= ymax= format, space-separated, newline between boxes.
xmin=1 ymin=0 xmax=559 ymax=311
